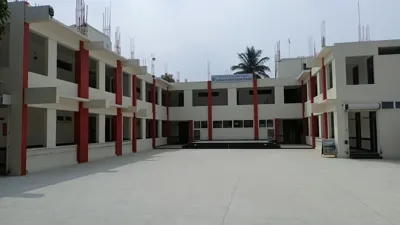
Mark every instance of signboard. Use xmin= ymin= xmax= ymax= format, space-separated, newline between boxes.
xmin=322 ymin=139 xmax=337 ymax=156
xmin=211 ymin=74 xmax=253 ymax=83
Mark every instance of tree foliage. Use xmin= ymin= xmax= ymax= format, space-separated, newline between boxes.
xmin=0 ymin=0 xmax=10 ymax=41
xmin=231 ymin=46 xmax=271 ymax=78
xmin=161 ymin=73 xmax=175 ymax=83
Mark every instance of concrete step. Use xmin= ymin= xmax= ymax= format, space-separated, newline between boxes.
xmin=350 ymin=151 xmax=382 ymax=159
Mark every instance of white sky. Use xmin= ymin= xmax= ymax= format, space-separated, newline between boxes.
xmin=26 ymin=0 xmax=400 ymax=80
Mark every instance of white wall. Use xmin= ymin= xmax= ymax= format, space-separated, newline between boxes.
xmin=27 ymin=145 xmax=77 ymax=173
xmin=277 ymin=58 xmax=305 ymax=78
xmin=56 ymin=110 xmax=75 ymax=145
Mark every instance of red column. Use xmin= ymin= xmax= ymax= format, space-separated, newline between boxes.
xmin=74 ymin=41 xmax=89 ymax=163
xmin=166 ymin=87 xmax=170 ymax=137
xmin=115 ymin=60 xmax=122 ymax=156
xmin=132 ymin=75 xmax=137 ymax=153
xmin=189 ymin=120 xmax=194 ymax=142
xmin=323 ymin=112 xmax=328 ymax=139
xmin=301 ymin=81 xmax=307 ymax=143
xmin=21 ymin=22 xmax=30 ymax=175
xmin=207 ymin=81 xmax=213 ymax=140
xmin=274 ymin=119 xmax=280 ymax=143
xmin=152 ymin=76 xmax=156 ymax=148
xmin=311 ymin=114 xmax=316 ymax=148
xmin=252 ymin=76 xmax=259 ymax=140
xmin=322 ymin=57 xmax=327 ymax=100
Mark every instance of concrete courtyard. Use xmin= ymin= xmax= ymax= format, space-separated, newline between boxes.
xmin=1 ymin=149 xmax=400 ymax=225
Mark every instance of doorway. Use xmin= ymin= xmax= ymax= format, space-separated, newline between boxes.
xmin=178 ymin=121 xmax=189 ymax=144
xmin=0 ymin=108 xmax=8 ymax=175
xmin=282 ymin=119 xmax=303 ymax=144
xmin=348 ymin=111 xmax=378 ymax=152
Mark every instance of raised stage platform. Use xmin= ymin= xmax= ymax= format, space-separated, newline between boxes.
xmin=182 ymin=140 xmax=281 ymax=149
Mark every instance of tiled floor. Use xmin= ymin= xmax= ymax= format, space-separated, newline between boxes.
xmin=1 ymin=149 xmax=399 ymax=225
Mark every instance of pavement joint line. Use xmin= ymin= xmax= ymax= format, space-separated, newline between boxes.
xmin=221 ymin=176 xmax=241 ymax=225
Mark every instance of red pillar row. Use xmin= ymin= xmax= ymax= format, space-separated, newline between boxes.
xmin=115 ymin=60 xmax=123 ymax=156
xmin=322 ymin=57 xmax=327 ymax=100
xmin=207 ymin=81 xmax=213 ymax=140
xmin=132 ymin=75 xmax=137 ymax=153
xmin=252 ymin=76 xmax=259 ymax=140
xmin=323 ymin=112 xmax=328 ymax=139
xmin=21 ymin=22 xmax=30 ymax=175
xmin=166 ymin=87 xmax=170 ymax=137
xmin=75 ymin=41 xmax=89 ymax=163
xmin=152 ymin=76 xmax=156 ymax=148
xmin=274 ymin=119 xmax=280 ymax=143
xmin=189 ymin=120 xmax=194 ymax=142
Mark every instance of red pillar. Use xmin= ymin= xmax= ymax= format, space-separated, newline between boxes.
xmin=311 ymin=114 xmax=316 ymax=148
xmin=252 ymin=76 xmax=259 ymax=140
xmin=132 ymin=75 xmax=137 ymax=153
xmin=189 ymin=120 xmax=194 ymax=142
xmin=322 ymin=57 xmax=327 ymax=100
xmin=152 ymin=75 xmax=156 ymax=148
xmin=21 ymin=22 xmax=30 ymax=175
xmin=323 ymin=112 xmax=328 ymax=139
xmin=74 ymin=41 xmax=89 ymax=163
xmin=274 ymin=119 xmax=280 ymax=143
xmin=301 ymin=81 xmax=307 ymax=143
xmin=207 ymin=81 xmax=213 ymax=140
xmin=166 ymin=87 xmax=170 ymax=137
xmin=115 ymin=60 xmax=122 ymax=156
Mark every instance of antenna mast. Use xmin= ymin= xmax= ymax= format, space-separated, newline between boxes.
xmin=114 ymin=27 xmax=121 ymax=55
xmin=358 ymin=1 xmax=362 ymax=41
xmin=321 ymin=20 xmax=326 ymax=48
xmin=177 ymin=72 xmax=180 ymax=82
xmin=130 ymin=38 xmax=135 ymax=59
xmin=102 ymin=1 xmax=111 ymax=37
xmin=207 ymin=60 xmax=211 ymax=81
xmin=274 ymin=41 xmax=281 ymax=78
xmin=76 ymin=0 xmax=88 ymax=36
xmin=151 ymin=54 xmax=156 ymax=75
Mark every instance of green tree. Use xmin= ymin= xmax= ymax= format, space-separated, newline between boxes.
xmin=0 ymin=0 xmax=10 ymax=41
xmin=231 ymin=46 xmax=271 ymax=78
xmin=161 ymin=73 xmax=175 ymax=83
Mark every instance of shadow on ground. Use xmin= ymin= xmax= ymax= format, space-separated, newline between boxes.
xmin=0 ymin=149 xmax=181 ymax=199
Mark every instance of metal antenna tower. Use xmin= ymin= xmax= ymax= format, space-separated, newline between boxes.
xmin=130 ymin=38 xmax=135 ymax=59
xmin=366 ymin=25 xmax=371 ymax=41
xmin=321 ymin=20 xmax=326 ymax=48
xmin=151 ymin=54 xmax=156 ymax=75
xmin=358 ymin=1 xmax=362 ymax=41
xmin=114 ymin=27 xmax=121 ymax=55
xmin=76 ymin=0 xmax=88 ymax=36
xmin=274 ymin=41 xmax=281 ymax=78
xmin=102 ymin=1 xmax=111 ymax=38
xmin=207 ymin=60 xmax=211 ymax=81
xmin=177 ymin=71 xmax=180 ymax=82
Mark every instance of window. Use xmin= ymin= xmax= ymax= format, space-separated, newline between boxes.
xmin=382 ymin=102 xmax=394 ymax=109
xmin=327 ymin=63 xmax=333 ymax=89
xmin=194 ymin=121 xmax=200 ymax=129
xmin=57 ymin=59 xmax=73 ymax=71
xmin=284 ymin=86 xmax=302 ymax=104
xmin=267 ymin=120 xmax=274 ymax=128
xmin=378 ymin=46 xmax=400 ymax=55
xmin=57 ymin=116 xmax=64 ymax=121
xmin=65 ymin=116 xmax=72 ymax=122
xmin=198 ymin=92 xmax=219 ymax=97
xmin=249 ymin=90 xmax=272 ymax=95
xmin=213 ymin=121 xmax=222 ymax=128
xmin=233 ymin=120 xmax=243 ymax=128
xmin=201 ymin=121 xmax=208 ymax=128
xmin=396 ymin=102 xmax=400 ymax=109
xmin=367 ymin=56 xmax=374 ymax=84
xmin=268 ymin=129 xmax=275 ymax=139
xmin=223 ymin=120 xmax=232 ymax=128
xmin=259 ymin=120 xmax=266 ymax=127
xmin=244 ymin=120 xmax=253 ymax=128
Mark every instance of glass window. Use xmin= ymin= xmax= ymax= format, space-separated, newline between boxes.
xmin=259 ymin=120 xmax=266 ymax=127
xmin=194 ymin=121 xmax=200 ymax=129
xmin=213 ymin=121 xmax=222 ymax=128
xmin=395 ymin=102 xmax=400 ymax=109
xmin=268 ymin=129 xmax=275 ymax=139
xmin=233 ymin=120 xmax=243 ymax=128
xmin=267 ymin=120 xmax=274 ymax=128
xmin=223 ymin=120 xmax=232 ymax=128
xmin=382 ymin=102 xmax=394 ymax=109
xmin=244 ymin=120 xmax=253 ymax=128
xmin=201 ymin=121 xmax=208 ymax=128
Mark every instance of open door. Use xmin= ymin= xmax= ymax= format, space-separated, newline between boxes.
xmin=178 ymin=121 xmax=189 ymax=144
xmin=0 ymin=108 xmax=9 ymax=175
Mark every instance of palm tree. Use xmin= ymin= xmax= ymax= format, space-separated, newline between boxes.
xmin=231 ymin=46 xmax=271 ymax=78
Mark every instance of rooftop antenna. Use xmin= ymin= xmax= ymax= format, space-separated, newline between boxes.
xmin=288 ymin=38 xmax=291 ymax=57
xmin=76 ymin=0 xmax=88 ymax=36
xmin=184 ymin=78 xmax=188 ymax=83
xmin=366 ymin=25 xmax=371 ymax=41
xmin=165 ymin=63 xmax=168 ymax=74
xmin=102 ymin=0 xmax=111 ymax=38
xmin=114 ymin=27 xmax=121 ymax=55
xmin=177 ymin=71 xmax=180 ymax=82
xmin=207 ymin=60 xmax=211 ymax=81
xmin=275 ymin=41 xmax=281 ymax=78
xmin=321 ymin=20 xmax=326 ymax=48
xmin=130 ymin=38 xmax=135 ymax=59
xmin=308 ymin=37 xmax=313 ymax=56
xmin=151 ymin=54 xmax=156 ymax=75
xmin=358 ymin=1 xmax=362 ymax=41
xmin=313 ymin=41 xmax=317 ymax=57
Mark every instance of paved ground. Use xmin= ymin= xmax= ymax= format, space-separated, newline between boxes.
xmin=1 ymin=149 xmax=400 ymax=225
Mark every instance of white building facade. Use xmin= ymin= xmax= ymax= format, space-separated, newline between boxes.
xmin=1 ymin=2 xmax=400 ymax=176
